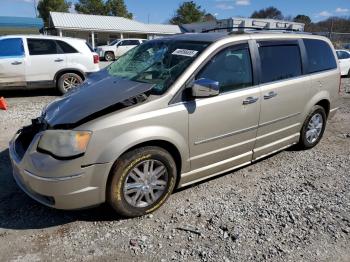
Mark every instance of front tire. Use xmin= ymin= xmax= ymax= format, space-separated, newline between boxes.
xmin=57 ymin=73 xmax=83 ymax=95
xmin=298 ymin=105 xmax=327 ymax=149
xmin=108 ymin=146 xmax=177 ymax=217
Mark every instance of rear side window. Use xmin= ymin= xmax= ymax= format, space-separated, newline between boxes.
xmin=27 ymin=39 xmax=58 ymax=55
xmin=259 ymin=43 xmax=302 ymax=84
xmin=304 ymin=39 xmax=337 ymax=73
xmin=197 ymin=44 xmax=253 ymax=93
xmin=120 ymin=40 xmax=140 ymax=46
xmin=56 ymin=40 xmax=78 ymax=54
xmin=0 ymin=38 xmax=24 ymax=57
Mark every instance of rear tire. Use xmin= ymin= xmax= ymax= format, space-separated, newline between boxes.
xmin=298 ymin=105 xmax=327 ymax=149
xmin=108 ymin=146 xmax=177 ymax=217
xmin=104 ymin=52 xmax=115 ymax=61
xmin=57 ymin=73 xmax=83 ymax=95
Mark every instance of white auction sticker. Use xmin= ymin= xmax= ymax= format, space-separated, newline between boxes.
xmin=172 ymin=49 xmax=198 ymax=57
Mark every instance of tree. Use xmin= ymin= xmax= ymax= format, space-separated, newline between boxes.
xmin=293 ymin=15 xmax=311 ymax=25
xmin=75 ymin=0 xmax=107 ymax=15
xmin=170 ymin=1 xmax=205 ymax=25
xmin=251 ymin=6 xmax=283 ymax=20
xmin=37 ymin=0 xmax=71 ymax=25
xmin=293 ymin=14 xmax=312 ymax=31
xmin=203 ymin=13 xmax=216 ymax=22
xmin=106 ymin=0 xmax=133 ymax=19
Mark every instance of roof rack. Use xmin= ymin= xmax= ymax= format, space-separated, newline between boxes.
xmin=202 ymin=26 xmax=306 ymax=34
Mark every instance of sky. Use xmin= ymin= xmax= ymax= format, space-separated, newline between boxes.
xmin=0 ymin=0 xmax=349 ymax=24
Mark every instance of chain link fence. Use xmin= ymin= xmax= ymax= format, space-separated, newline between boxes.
xmin=313 ymin=32 xmax=350 ymax=49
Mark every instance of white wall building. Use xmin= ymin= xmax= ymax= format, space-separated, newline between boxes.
xmin=182 ymin=17 xmax=305 ymax=33
xmin=48 ymin=12 xmax=181 ymax=48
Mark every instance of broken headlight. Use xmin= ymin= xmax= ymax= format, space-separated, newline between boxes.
xmin=38 ymin=130 xmax=92 ymax=159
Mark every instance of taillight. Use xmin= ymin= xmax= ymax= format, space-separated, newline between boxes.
xmin=339 ymin=73 xmax=342 ymax=94
xmin=93 ymin=54 xmax=99 ymax=64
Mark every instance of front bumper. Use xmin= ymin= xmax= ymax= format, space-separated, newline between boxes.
xmin=9 ymin=131 xmax=112 ymax=210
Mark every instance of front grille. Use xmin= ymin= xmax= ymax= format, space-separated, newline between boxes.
xmin=14 ymin=118 xmax=48 ymax=160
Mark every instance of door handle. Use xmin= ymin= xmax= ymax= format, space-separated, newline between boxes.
xmin=11 ymin=61 xmax=22 ymax=65
xmin=264 ymin=91 xmax=278 ymax=100
xmin=243 ymin=97 xmax=259 ymax=105
xmin=54 ymin=58 xmax=64 ymax=62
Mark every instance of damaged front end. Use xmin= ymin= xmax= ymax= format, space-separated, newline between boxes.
xmin=43 ymin=69 xmax=154 ymax=128
xmin=13 ymin=70 xmax=153 ymax=160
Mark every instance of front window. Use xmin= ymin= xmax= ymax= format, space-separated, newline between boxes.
xmin=110 ymin=39 xmax=120 ymax=46
xmin=107 ymin=40 xmax=209 ymax=94
xmin=197 ymin=43 xmax=253 ymax=93
xmin=0 ymin=38 xmax=24 ymax=58
xmin=337 ymin=51 xmax=350 ymax=60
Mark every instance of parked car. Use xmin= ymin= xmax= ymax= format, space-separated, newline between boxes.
xmin=336 ymin=49 xmax=350 ymax=76
xmin=96 ymin=39 xmax=146 ymax=61
xmin=0 ymin=35 xmax=100 ymax=94
xmin=10 ymin=32 xmax=341 ymax=217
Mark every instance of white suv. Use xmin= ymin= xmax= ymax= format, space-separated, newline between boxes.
xmin=96 ymin=39 xmax=146 ymax=61
xmin=336 ymin=49 xmax=350 ymax=76
xmin=0 ymin=35 xmax=100 ymax=94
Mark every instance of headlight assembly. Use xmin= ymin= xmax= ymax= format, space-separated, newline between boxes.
xmin=38 ymin=130 xmax=92 ymax=159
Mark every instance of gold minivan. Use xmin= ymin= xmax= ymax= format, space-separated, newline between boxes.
xmin=10 ymin=32 xmax=341 ymax=217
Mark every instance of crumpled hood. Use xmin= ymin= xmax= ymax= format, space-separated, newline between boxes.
xmin=43 ymin=69 xmax=153 ymax=127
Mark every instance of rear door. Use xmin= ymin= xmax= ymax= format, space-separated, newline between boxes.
xmin=0 ymin=38 xmax=26 ymax=88
xmin=56 ymin=40 xmax=89 ymax=71
xmin=253 ymin=40 xmax=308 ymax=159
xmin=26 ymin=38 xmax=67 ymax=83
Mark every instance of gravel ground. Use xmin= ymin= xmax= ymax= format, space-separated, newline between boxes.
xmin=0 ymin=80 xmax=349 ymax=262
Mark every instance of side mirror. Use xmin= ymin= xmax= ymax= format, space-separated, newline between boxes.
xmin=191 ymin=78 xmax=219 ymax=98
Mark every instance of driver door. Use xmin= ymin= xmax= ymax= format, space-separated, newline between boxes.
xmin=187 ymin=43 xmax=261 ymax=182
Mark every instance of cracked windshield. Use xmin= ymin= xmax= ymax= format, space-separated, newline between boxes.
xmin=107 ymin=40 xmax=209 ymax=94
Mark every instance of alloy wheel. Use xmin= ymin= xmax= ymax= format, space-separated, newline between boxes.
xmin=306 ymin=113 xmax=324 ymax=144
xmin=123 ymin=159 xmax=168 ymax=208
xmin=63 ymin=76 xmax=80 ymax=92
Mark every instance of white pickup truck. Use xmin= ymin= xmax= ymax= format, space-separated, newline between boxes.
xmin=96 ymin=39 xmax=146 ymax=61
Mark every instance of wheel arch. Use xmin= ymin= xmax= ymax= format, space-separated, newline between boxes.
xmin=54 ymin=68 xmax=86 ymax=85
xmin=303 ymin=91 xmax=331 ymax=121
xmin=315 ymin=99 xmax=330 ymax=118
xmin=106 ymin=139 xmax=183 ymax=191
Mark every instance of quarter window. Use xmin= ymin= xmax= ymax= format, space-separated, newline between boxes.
xmin=27 ymin=39 xmax=58 ymax=55
xmin=304 ymin=39 xmax=337 ymax=73
xmin=196 ymin=44 xmax=253 ymax=93
xmin=259 ymin=44 xmax=302 ymax=84
xmin=0 ymin=38 xmax=24 ymax=57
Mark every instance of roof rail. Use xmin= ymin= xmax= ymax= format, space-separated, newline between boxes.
xmin=202 ymin=26 xmax=305 ymax=33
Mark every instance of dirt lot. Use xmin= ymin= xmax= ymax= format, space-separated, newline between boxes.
xmin=0 ymin=81 xmax=349 ymax=262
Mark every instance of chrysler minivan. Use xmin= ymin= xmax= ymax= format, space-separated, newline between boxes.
xmin=10 ymin=32 xmax=340 ymax=217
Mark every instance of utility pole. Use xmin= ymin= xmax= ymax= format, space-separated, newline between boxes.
xmin=329 ymin=18 xmax=334 ymax=41
xmin=33 ymin=0 xmax=38 ymax=17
